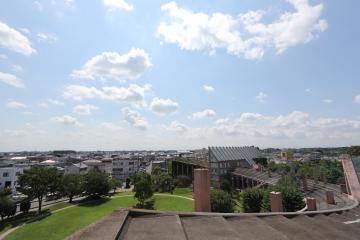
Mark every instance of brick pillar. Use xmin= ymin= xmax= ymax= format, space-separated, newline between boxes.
xmin=306 ymin=197 xmax=317 ymax=211
xmin=340 ymin=184 xmax=348 ymax=194
xmin=194 ymin=169 xmax=211 ymax=212
xmin=270 ymin=192 xmax=283 ymax=212
xmin=326 ymin=191 xmax=335 ymax=204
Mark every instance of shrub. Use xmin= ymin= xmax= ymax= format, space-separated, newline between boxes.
xmin=20 ymin=199 xmax=31 ymax=214
xmin=211 ymin=189 xmax=234 ymax=213
xmin=83 ymin=170 xmax=110 ymax=197
xmin=174 ymin=175 xmax=192 ymax=188
xmin=242 ymin=188 xmax=264 ymax=213
xmin=0 ymin=197 xmax=16 ymax=220
xmin=277 ymin=186 xmax=305 ymax=212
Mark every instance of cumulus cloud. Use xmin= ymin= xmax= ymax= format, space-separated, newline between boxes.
xmin=51 ymin=115 xmax=82 ymax=126
xmin=189 ymin=109 xmax=216 ymax=120
xmin=212 ymin=111 xmax=360 ymax=140
xmin=256 ymin=92 xmax=267 ymax=103
xmin=101 ymin=122 xmax=122 ymax=131
xmin=73 ymin=104 xmax=99 ymax=115
xmin=0 ymin=72 xmax=25 ymax=88
xmin=11 ymin=65 xmax=23 ymax=72
xmin=355 ymin=95 xmax=360 ymax=104
xmin=164 ymin=121 xmax=188 ymax=132
xmin=37 ymin=32 xmax=57 ymax=43
xmin=71 ymin=48 xmax=152 ymax=81
xmin=122 ymin=107 xmax=148 ymax=130
xmin=157 ymin=0 xmax=327 ymax=60
xmin=63 ymin=84 xmax=151 ymax=107
xmin=103 ymin=0 xmax=133 ymax=11
xmin=6 ymin=100 xmax=26 ymax=109
xmin=33 ymin=1 xmax=43 ymax=11
xmin=150 ymin=97 xmax=179 ymax=115
xmin=0 ymin=21 xmax=36 ymax=56
xmin=203 ymin=85 xmax=214 ymax=92
xmin=39 ymin=99 xmax=64 ymax=108
xmin=322 ymin=99 xmax=333 ymax=104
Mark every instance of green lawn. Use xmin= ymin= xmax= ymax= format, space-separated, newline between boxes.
xmin=5 ymin=193 xmax=193 ymax=240
xmin=172 ymin=188 xmax=193 ymax=198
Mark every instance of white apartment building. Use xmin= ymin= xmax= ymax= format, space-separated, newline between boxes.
xmin=112 ymin=158 xmax=139 ymax=181
xmin=0 ymin=164 xmax=30 ymax=192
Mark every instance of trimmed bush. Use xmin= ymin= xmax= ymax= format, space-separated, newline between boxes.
xmin=242 ymin=188 xmax=264 ymax=213
xmin=210 ymin=189 xmax=234 ymax=213
xmin=20 ymin=199 xmax=31 ymax=214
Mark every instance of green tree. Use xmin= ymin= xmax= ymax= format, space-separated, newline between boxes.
xmin=109 ymin=178 xmax=122 ymax=194
xmin=273 ymin=175 xmax=305 ymax=212
xmin=210 ymin=189 xmax=234 ymax=213
xmin=62 ymin=174 xmax=84 ymax=203
xmin=152 ymin=172 xmax=174 ymax=193
xmin=0 ymin=196 xmax=16 ymax=221
xmin=20 ymin=199 xmax=31 ymax=214
xmin=83 ymin=170 xmax=110 ymax=197
xmin=347 ymin=146 xmax=360 ymax=156
xmin=17 ymin=166 xmax=62 ymax=213
xmin=254 ymin=158 xmax=268 ymax=167
xmin=174 ymin=175 xmax=192 ymax=188
xmin=133 ymin=172 xmax=154 ymax=208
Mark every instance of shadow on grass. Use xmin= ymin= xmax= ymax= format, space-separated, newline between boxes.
xmin=77 ymin=196 xmax=110 ymax=207
xmin=0 ymin=211 xmax=52 ymax=234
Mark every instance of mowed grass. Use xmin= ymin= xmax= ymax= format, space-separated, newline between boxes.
xmin=5 ymin=193 xmax=194 ymax=240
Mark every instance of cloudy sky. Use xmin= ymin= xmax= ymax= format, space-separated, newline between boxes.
xmin=0 ymin=0 xmax=360 ymax=151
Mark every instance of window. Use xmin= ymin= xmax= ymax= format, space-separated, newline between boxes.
xmin=129 ymin=168 xmax=132 ymax=171
xmin=129 ymin=162 xmax=134 ymax=165
xmin=3 ymin=172 xmax=9 ymax=177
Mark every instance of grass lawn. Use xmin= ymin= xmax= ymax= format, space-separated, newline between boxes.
xmin=172 ymin=188 xmax=193 ymax=198
xmin=5 ymin=193 xmax=194 ymax=240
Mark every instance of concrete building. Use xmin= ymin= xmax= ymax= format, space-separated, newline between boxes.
xmin=65 ymin=162 xmax=88 ymax=175
xmin=112 ymin=157 xmax=140 ymax=181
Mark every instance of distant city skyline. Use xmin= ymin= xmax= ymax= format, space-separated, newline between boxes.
xmin=0 ymin=0 xmax=360 ymax=151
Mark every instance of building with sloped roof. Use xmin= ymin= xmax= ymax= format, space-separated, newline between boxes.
xmin=208 ymin=146 xmax=261 ymax=185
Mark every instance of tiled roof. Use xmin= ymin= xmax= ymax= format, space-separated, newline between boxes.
xmin=209 ymin=146 xmax=261 ymax=165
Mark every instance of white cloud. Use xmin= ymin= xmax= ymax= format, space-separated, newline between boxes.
xmin=73 ymin=104 xmax=98 ymax=115
xmin=122 ymin=107 xmax=148 ymax=130
xmin=0 ymin=54 xmax=8 ymax=60
xmin=355 ymin=95 xmax=360 ymax=104
xmin=322 ymin=99 xmax=333 ymax=104
xmin=20 ymin=28 xmax=31 ymax=35
xmin=51 ymin=115 xmax=82 ymax=126
xmin=212 ymin=111 xmax=360 ymax=140
xmin=0 ymin=72 xmax=25 ymax=88
xmin=39 ymin=99 xmax=64 ymax=108
xmin=63 ymin=84 xmax=151 ymax=107
xmin=164 ymin=121 xmax=188 ymax=132
xmin=189 ymin=109 xmax=216 ymax=120
xmin=103 ymin=0 xmax=133 ymax=12
xmin=37 ymin=32 xmax=57 ymax=43
xmin=0 ymin=21 xmax=36 ymax=56
xmin=203 ymin=85 xmax=214 ymax=92
xmin=11 ymin=64 xmax=23 ymax=72
xmin=150 ymin=97 xmax=179 ymax=115
xmin=33 ymin=1 xmax=43 ymax=11
xmin=157 ymin=0 xmax=327 ymax=60
xmin=71 ymin=48 xmax=152 ymax=81
xmin=256 ymin=92 xmax=267 ymax=103
xmin=6 ymin=100 xmax=26 ymax=109
xmin=63 ymin=85 xmax=104 ymax=101
xmin=101 ymin=122 xmax=122 ymax=131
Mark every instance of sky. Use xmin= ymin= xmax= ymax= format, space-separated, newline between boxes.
xmin=0 ymin=0 xmax=360 ymax=151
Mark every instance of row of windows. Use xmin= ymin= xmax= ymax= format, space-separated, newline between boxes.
xmin=1 ymin=172 xmax=20 ymax=177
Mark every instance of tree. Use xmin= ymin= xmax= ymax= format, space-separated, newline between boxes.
xmin=83 ymin=170 xmax=110 ymax=197
xmin=273 ymin=175 xmax=305 ymax=212
xmin=62 ymin=174 xmax=84 ymax=203
xmin=347 ymin=146 xmax=360 ymax=156
xmin=109 ymin=178 xmax=122 ymax=194
xmin=174 ymin=175 xmax=192 ymax=188
xmin=20 ymin=199 xmax=31 ymax=214
xmin=210 ymin=189 xmax=234 ymax=213
xmin=133 ymin=172 xmax=154 ymax=209
xmin=254 ymin=158 xmax=268 ymax=167
xmin=152 ymin=172 xmax=174 ymax=193
xmin=0 ymin=197 xmax=16 ymax=221
xmin=17 ymin=166 xmax=62 ymax=213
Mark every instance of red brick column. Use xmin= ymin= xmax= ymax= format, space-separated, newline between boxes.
xmin=270 ymin=192 xmax=283 ymax=212
xmin=326 ymin=191 xmax=335 ymax=204
xmin=194 ymin=169 xmax=211 ymax=212
xmin=306 ymin=197 xmax=317 ymax=211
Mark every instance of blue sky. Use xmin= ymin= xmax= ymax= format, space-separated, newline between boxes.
xmin=0 ymin=0 xmax=360 ymax=151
